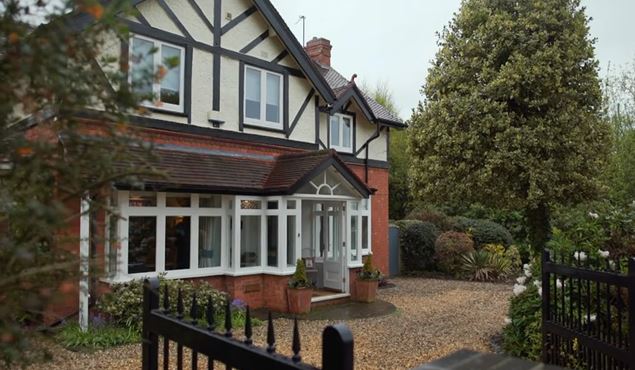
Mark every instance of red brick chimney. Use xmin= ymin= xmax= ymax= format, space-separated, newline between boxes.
xmin=304 ymin=37 xmax=332 ymax=67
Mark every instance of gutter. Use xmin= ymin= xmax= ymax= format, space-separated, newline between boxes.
xmin=354 ymin=123 xmax=383 ymax=183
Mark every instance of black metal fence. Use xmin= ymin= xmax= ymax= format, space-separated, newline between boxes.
xmin=141 ymin=278 xmax=354 ymax=370
xmin=541 ymin=250 xmax=635 ymax=369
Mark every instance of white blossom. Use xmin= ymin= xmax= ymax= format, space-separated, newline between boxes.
xmin=574 ymin=251 xmax=587 ymax=262
xmin=533 ymin=280 xmax=541 ymax=288
xmin=524 ymin=268 xmax=532 ymax=278
xmin=538 ymin=287 xmax=542 ymax=297
xmin=599 ymin=250 xmax=610 ymax=259
xmin=556 ymin=279 xmax=563 ymax=289
xmin=504 ymin=317 xmax=512 ymax=325
xmin=590 ymin=314 xmax=597 ymax=322
xmin=523 ymin=263 xmax=531 ymax=271
xmin=513 ymin=284 xmax=527 ymax=296
xmin=588 ymin=211 xmax=599 ymax=219
xmin=516 ymin=276 xmax=527 ymax=284
xmin=609 ymin=260 xmax=616 ymax=270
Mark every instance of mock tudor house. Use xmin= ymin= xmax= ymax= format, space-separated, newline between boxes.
xmin=31 ymin=0 xmax=404 ymax=316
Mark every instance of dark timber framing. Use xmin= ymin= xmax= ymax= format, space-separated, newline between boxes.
xmin=271 ymin=50 xmax=289 ymax=64
xmin=240 ymin=30 xmax=269 ymax=54
xmin=288 ymin=89 xmax=315 ymax=138
xmin=212 ymin=0 xmax=221 ymax=111
xmin=221 ymin=6 xmax=258 ymax=35
xmin=133 ymin=6 xmax=150 ymax=27
xmin=156 ymin=0 xmax=192 ymax=40
xmin=186 ymin=0 xmax=214 ymax=35
xmin=185 ymin=46 xmax=193 ymax=123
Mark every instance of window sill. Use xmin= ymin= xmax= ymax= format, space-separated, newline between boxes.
xmin=243 ymin=122 xmax=285 ymax=134
xmin=147 ymin=106 xmax=188 ymax=117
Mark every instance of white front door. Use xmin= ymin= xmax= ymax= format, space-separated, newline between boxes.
xmin=319 ymin=203 xmax=345 ymax=291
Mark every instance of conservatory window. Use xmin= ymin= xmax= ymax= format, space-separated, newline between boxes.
xmin=199 ymin=217 xmax=221 ymax=268
xmin=240 ymin=215 xmax=261 ymax=267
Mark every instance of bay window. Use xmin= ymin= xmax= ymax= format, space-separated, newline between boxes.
xmin=130 ymin=35 xmax=185 ymax=113
xmin=244 ymin=65 xmax=283 ymax=129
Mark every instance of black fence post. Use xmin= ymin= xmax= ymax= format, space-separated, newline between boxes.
xmin=142 ymin=278 xmax=160 ymax=370
xmin=541 ymin=249 xmax=551 ymax=363
xmin=629 ymin=258 xmax=635 ymax=368
xmin=322 ymin=324 xmax=354 ymax=370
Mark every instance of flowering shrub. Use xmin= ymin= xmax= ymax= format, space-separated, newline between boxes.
xmin=434 ymin=231 xmax=475 ymax=274
xmin=98 ymin=277 xmax=228 ymax=331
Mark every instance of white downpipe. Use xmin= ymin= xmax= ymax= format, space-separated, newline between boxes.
xmin=79 ymin=195 xmax=90 ymax=332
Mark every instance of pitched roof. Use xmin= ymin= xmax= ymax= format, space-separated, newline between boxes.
xmin=115 ymin=146 xmax=372 ymax=197
xmin=318 ymin=64 xmax=405 ymax=127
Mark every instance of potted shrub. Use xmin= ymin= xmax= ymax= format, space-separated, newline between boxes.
xmin=355 ymin=255 xmax=382 ymax=303
xmin=287 ymin=259 xmax=313 ymax=314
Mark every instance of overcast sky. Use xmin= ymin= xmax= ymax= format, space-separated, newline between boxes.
xmin=271 ymin=0 xmax=635 ymax=120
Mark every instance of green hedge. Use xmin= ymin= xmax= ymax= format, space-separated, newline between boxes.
xmin=453 ymin=217 xmax=514 ymax=247
xmin=400 ymin=221 xmax=440 ymax=272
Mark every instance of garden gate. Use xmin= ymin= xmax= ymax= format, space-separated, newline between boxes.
xmin=141 ymin=278 xmax=354 ymax=370
xmin=541 ymin=250 xmax=635 ymax=369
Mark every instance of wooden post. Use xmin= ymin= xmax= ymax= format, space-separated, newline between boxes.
xmin=628 ymin=258 xmax=635 ymax=368
xmin=142 ymin=278 xmax=160 ymax=370
xmin=78 ymin=195 xmax=90 ymax=332
xmin=541 ymin=249 xmax=551 ymax=364
xmin=322 ymin=324 xmax=354 ymax=370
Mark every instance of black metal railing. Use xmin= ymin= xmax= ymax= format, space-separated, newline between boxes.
xmin=141 ymin=278 xmax=354 ymax=370
xmin=542 ymin=250 xmax=635 ymax=369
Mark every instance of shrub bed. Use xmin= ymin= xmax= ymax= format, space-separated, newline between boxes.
xmin=400 ymin=221 xmax=440 ymax=272
xmin=434 ymin=231 xmax=475 ymax=274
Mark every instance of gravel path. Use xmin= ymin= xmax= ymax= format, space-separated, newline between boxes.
xmin=29 ymin=278 xmax=512 ymax=370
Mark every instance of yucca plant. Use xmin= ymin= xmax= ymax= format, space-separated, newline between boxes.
xmin=461 ymin=251 xmax=494 ymax=281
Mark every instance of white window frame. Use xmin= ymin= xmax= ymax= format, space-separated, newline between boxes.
xmin=347 ymin=197 xmax=371 ymax=267
xmin=129 ymin=34 xmax=185 ymax=113
xmin=329 ymin=113 xmax=354 ymax=153
xmin=243 ymin=65 xmax=284 ymax=130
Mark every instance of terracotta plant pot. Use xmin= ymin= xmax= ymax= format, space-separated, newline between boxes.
xmin=355 ymin=279 xmax=379 ymax=303
xmin=287 ymin=287 xmax=313 ymax=314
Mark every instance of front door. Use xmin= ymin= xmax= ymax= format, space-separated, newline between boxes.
xmin=315 ymin=202 xmax=345 ymax=291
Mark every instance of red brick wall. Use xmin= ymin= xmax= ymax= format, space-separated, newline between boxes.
xmin=347 ymin=165 xmax=390 ymax=275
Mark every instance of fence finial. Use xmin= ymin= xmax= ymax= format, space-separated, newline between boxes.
xmin=190 ymin=293 xmax=199 ymax=325
xmin=292 ymin=318 xmax=301 ymax=363
xmin=244 ymin=306 xmax=253 ymax=345
xmin=224 ymin=301 xmax=232 ymax=338
xmin=206 ymin=296 xmax=215 ymax=331
xmin=176 ymin=288 xmax=184 ymax=320
xmin=266 ymin=311 xmax=276 ymax=353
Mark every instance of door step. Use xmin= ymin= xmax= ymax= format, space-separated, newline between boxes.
xmin=311 ymin=293 xmax=350 ymax=307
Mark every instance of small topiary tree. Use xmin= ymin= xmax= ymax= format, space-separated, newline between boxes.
xmin=288 ymin=259 xmax=312 ymax=289
xmin=434 ymin=231 xmax=475 ymax=274
xmin=400 ymin=221 xmax=440 ymax=272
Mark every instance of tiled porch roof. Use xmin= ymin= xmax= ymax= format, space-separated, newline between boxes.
xmin=115 ymin=146 xmax=372 ymax=197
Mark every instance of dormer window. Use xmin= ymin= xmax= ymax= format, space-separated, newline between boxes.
xmin=130 ymin=35 xmax=185 ymax=113
xmin=243 ymin=65 xmax=283 ymax=130
xmin=329 ymin=113 xmax=353 ymax=153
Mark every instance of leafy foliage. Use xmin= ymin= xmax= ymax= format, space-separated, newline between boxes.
xmin=453 ymin=217 xmax=514 ymax=247
xmin=400 ymin=221 xmax=440 ymax=272
xmin=406 ymin=208 xmax=456 ymax=232
xmin=98 ymin=278 xmax=227 ymax=331
xmin=288 ymin=259 xmax=312 ymax=289
xmin=409 ymin=0 xmax=611 ymax=254
xmin=502 ymin=284 xmax=542 ymax=361
xmin=0 ymin=0 xmax=165 ymax=365
xmin=460 ymin=250 xmax=511 ymax=281
xmin=55 ymin=323 xmax=139 ymax=351
xmin=434 ymin=231 xmax=475 ymax=274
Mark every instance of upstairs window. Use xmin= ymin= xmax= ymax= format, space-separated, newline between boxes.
xmin=329 ymin=114 xmax=353 ymax=153
xmin=244 ymin=65 xmax=283 ymax=129
xmin=130 ymin=35 xmax=185 ymax=113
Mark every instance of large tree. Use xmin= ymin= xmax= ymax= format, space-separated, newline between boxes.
xmin=408 ymin=0 xmax=611 ymax=253
xmin=0 ymin=1 xmax=159 ymax=366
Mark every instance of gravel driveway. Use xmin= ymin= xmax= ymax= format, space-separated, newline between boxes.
xmin=30 ymin=278 xmax=512 ymax=370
